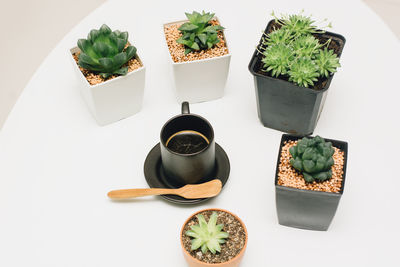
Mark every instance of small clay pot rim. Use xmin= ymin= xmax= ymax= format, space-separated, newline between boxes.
xmin=180 ymin=208 xmax=248 ymax=266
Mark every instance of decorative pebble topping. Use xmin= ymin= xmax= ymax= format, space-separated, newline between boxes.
xmin=164 ymin=20 xmax=229 ymax=63
xmin=278 ymin=140 xmax=345 ymax=193
xmin=72 ymin=50 xmax=142 ymax=86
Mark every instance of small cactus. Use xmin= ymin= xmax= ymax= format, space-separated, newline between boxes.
xmin=289 ymin=136 xmax=335 ymax=182
xmin=185 ymin=212 xmax=229 ymax=254
xmin=77 ymin=24 xmax=137 ymax=78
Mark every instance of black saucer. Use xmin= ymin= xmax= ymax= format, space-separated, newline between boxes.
xmin=144 ymin=143 xmax=230 ymax=204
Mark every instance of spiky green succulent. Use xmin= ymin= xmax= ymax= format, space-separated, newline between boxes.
xmin=259 ymin=11 xmax=341 ymax=88
xmin=272 ymin=11 xmax=329 ymax=37
xmin=262 ymin=44 xmax=293 ymax=77
xmin=292 ymin=35 xmax=321 ymax=59
xmin=288 ymin=58 xmax=319 ymax=87
xmin=263 ymin=28 xmax=293 ymax=46
xmin=177 ymin=11 xmax=224 ymax=55
xmin=77 ymin=24 xmax=137 ymax=79
xmin=314 ymin=48 xmax=341 ymax=78
xmin=289 ymin=136 xmax=335 ymax=183
xmin=185 ymin=212 xmax=229 ymax=254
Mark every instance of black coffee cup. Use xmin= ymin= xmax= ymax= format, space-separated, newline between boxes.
xmin=160 ymin=102 xmax=216 ymax=185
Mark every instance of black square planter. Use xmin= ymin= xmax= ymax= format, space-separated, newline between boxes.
xmin=248 ymin=20 xmax=346 ymax=136
xmin=275 ymin=134 xmax=348 ymax=231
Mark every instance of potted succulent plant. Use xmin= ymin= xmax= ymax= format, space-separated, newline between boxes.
xmin=164 ymin=11 xmax=231 ymax=103
xmin=248 ymin=12 xmax=346 ymax=135
xmin=275 ymin=134 xmax=348 ymax=231
xmin=181 ymin=208 xmax=248 ymax=267
xmin=70 ymin=24 xmax=145 ymax=126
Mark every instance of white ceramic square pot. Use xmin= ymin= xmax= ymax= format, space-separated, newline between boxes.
xmin=70 ymin=46 xmax=145 ymax=126
xmin=164 ymin=18 xmax=231 ymax=103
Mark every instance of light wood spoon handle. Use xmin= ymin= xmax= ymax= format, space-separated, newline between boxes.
xmin=107 ymin=179 xmax=222 ymax=200
xmin=107 ymin=188 xmax=177 ymax=199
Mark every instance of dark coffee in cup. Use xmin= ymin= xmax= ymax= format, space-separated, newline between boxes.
xmin=166 ymin=130 xmax=209 ymax=154
xmin=160 ymin=102 xmax=216 ymax=185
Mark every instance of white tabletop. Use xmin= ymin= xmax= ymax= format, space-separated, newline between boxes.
xmin=1 ymin=0 xmax=400 ymax=266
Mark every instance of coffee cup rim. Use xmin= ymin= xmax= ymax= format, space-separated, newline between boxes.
xmin=160 ymin=113 xmax=215 ymax=156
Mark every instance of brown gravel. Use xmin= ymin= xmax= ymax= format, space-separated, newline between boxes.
xmin=164 ymin=19 xmax=229 ymax=63
xmin=277 ymin=140 xmax=345 ymax=193
xmin=182 ymin=210 xmax=246 ymax=264
xmin=72 ymin=49 xmax=142 ymax=86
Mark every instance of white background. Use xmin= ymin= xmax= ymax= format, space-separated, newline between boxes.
xmin=1 ymin=0 xmax=399 ymax=266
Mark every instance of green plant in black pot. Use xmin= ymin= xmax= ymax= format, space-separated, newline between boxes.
xmin=271 ymin=11 xmax=327 ymax=37
xmin=77 ymin=24 xmax=137 ymax=78
xmin=177 ymin=11 xmax=224 ymax=55
xmin=314 ymin=48 xmax=341 ymax=78
xmin=263 ymin=27 xmax=293 ymax=46
xmin=261 ymin=44 xmax=293 ymax=77
xmin=289 ymin=136 xmax=335 ymax=182
xmin=259 ymin=11 xmax=341 ymax=88
xmin=248 ymin=10 xmax=346 ymax=136
xmin=288 ymin=58 xmax=320 ymax=87
xmin=291 ymin=35 xmax=321 ymax=58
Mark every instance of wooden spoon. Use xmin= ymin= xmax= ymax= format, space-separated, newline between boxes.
xmin=107 ymin=179 xmax=222 ymax=200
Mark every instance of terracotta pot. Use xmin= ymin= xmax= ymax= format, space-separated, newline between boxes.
xmin=180 ymin=208 xmax=248 ymax=267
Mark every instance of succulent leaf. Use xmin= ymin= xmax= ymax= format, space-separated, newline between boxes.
xmin=198 ymin=33 xmax=207 ymax=45
xmin=79 ymin=53 xmax=98 ymax=65
xmin=290 ymin=157 xmax=303 ymax=171
xmin=77 ymin=24 xmax=137 ymax=78
xmin=179 ymin=23 xmax=199 ymax=32
xmin=314 ymin=47 xmax=341 ymax=78
xmin=177 ymin=11 xmax=224 ymax=55
xmin=289 ymin=146 xmax=297 ymax=157
xmin=288 ymin=58 xmax=319 ymax=87
xmin=303 ymin=172 xmax=314 ymax=182
xmin=263 ymin=28 xmax=293 ymax=46
xmin=125 ymin=46 xmax=137 ymax=59
xmin=289 ymin=136 xmax=335 ymax=182
xmin=100 ymin=24 xmax=111 ymax=34
xmin=116 ymin=38 xmax=126 ymax=52
xmin=185 ymin=212 xmax=229 ymax=254
xmin=99 ymin=57 xmax=113 ymax=70
xmin=191 ymin=238 xmax=203 ymax=250
xmin=292 ymin=35 xmax=321 ymax=59
xmin=271 ymin=11 xmax=327 ymax=37
xmin=261 ymin=44 xmax=293 ymax=77
xmin=88 ymin=29 xmax=99 ymax=42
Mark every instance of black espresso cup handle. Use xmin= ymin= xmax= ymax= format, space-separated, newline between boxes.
xmin=181 ymin=101 xmax=190 ymax=114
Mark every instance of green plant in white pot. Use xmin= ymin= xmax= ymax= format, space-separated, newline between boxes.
xmin=70 ymin=24 xmax=145 ymax=126
xmin=164 ymin=11 xmax=231 ymax=103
